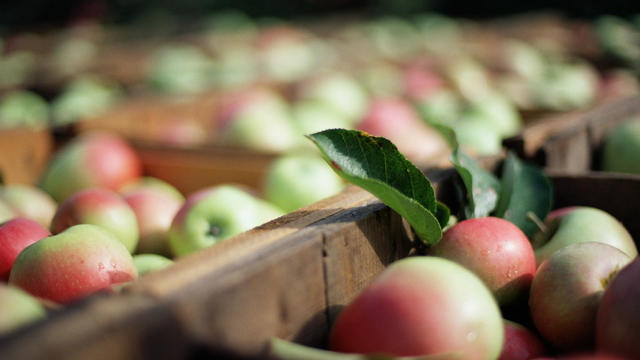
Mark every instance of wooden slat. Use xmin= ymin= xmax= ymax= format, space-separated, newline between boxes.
xmin=0 ymin=128 xmax=53 ymax=185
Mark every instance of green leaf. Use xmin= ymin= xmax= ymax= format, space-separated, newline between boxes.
xmin=269 ymin=338 xmax=463 ymax=360
xmin=435 ymin=201 xmax=450 ymax=229
xmin=493 ymin=151 xmax=553 ymax=238
xmin=450 ymin=149 xmax=500 ymax=219
xmin=308 ymin=129 xmax=445 ymax=245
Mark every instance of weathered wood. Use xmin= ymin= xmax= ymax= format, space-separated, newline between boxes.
xmin=0 ymin=128 xmax=53 ymax=185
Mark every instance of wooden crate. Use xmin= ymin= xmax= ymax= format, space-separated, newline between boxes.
xmin=503 ymin=93 xmax=640 ymax=172
xmin=2 ymin=166 xmax=639 ymax=359
xmin=0 ymin=128 xmax=53 ymax=185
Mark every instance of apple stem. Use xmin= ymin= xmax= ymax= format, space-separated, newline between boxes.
xmin=527 ymin=211 xmax=547 ymax=234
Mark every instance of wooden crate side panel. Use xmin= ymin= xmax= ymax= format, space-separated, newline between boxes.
xmin=0 ymin=294 xmax=189 ymax=360
xmin=0 ymin=128 xmax=53 ymax=185
xmin=542 ymin=128 xmax=590 ymax=172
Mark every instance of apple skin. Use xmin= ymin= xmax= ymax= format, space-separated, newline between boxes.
xmin=0 ymin=218 xmax=50 ymax=281
xmin=596 ymin=258 xmax=640 ymax=359
xmin=298 ymin=72 xmax=369 ymax=125
xmin=50 ymin=188 xmax=139 ymax=254
xmin=0 ymin=200 xmax=16 ymax=223
xmin=168 ymin=185 xmax=283 ymax=257
xmin=0 ymin=184 xmax=57 ymax=228
xmin=122 ymin=179 xmax=184 ymax=257
xmin=40 ymin=131 xmax=142 ymax=202
xmin=132 ymin=254 xmax=173 ymax=276
xmin=329 ymin=256 xmax=504 ymax=359
xmin=428 ymin=217 xmax=537 ymax=306
xmin=9 ymin=224 xmax=137 ymax=304
xmin=529 ymin=242 xmax=632 ymax=351
xmin=0 ymin=283 xmax=47 ymax=335
xmin=601 ymin=119 xmax=640 ymax=175
xmin=264 ymin=154 xmax=345 ymax=213
xmin=499 ymin=319 xmax=547 ymax=360
xmin=532 ymin=207 xmax=637 ymax=266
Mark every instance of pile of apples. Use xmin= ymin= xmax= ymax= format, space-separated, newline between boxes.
xmin=327 ymin=207 xmax=640 ymax=359
xmin=0 ymin=130 xmax=345 ymax=335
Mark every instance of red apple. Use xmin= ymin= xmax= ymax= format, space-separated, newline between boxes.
xmin=40 ymin=131 xmax=142 ymax=202
xmin=428 ymin=217 xmax=536 ymax=305
xmin=500 ymin=319 xmax=547 ymax=360
xmin=122 ymin=178 xmax=184 ymax=256
xmin=356 ymin=97 xmax=448 ymax=163
xmin=51 ymin=188 xmax=139 ymax=253
xmin=529 ymin=242 xmax=632 ymax=351
xmin=0 ymin=184 xmax=57 ymax=228
xmin=0 ymin=218 xmax=50 ymax=281
xmin=329 ymin=256 xmax=504 ymax=359
xmin=9 ymin=224 xmax=137 ymax=304
xmin=596 ymin=258 xmax=640 ymax=359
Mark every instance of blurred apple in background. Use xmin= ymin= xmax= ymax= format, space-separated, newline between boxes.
xmin=356 ymin=97 xmax=449 ymax=164
xmin=601 ymin=117 xmax=640 ymax=175
xmin=297 ymin=72 xmax=370 ymax=126
xmin=217 ymin=86 xmax=298 ymax=153
xmin=289 ymin=99 xmax=353 ymax=150
xmin=0 ymin=218 xmax=50 ymax=281
xmin=356 ymin=62 xmax=404 ymax=97
xmin=121 ymin=178 xmax=184 ymax=256
xmin=0 ymin=185 xmax=57 ymax=228
xmin=529 ymin=242 xmax=632 ymax=351
xmin=596 ymin=258 xmax=640 ymax=359
xmin=264 ymin=154 xmax=345 ymax=213
xmin=531 ymin=207 xmax=637 ymax=266
xmin=51 ymin=75 xmax=123 ymax=127
xmin=51 ymin=188 xmax=139 ymax=253
xmin=168 ymin=185 xmax=283 ymax=257
xmin=132 ymin=253 xmax=174 ymax=276
xmin=146 ymin=45 xmax=217 ymax=95
xmin=0 ymin=200 xmax=15 ymax=223
xmin=9 ymin=224 xmax=137 ymax=304
xmin=40 ymin=131 xmax=142 ymax=202
xmin=0 ymin=283 xmax=47 ymax=336
xmin=0 ymin=90 xmax=49 ymax=130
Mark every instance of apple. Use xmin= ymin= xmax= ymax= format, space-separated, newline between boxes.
xmin=132 ymin=254 xmax=174 ymax=276
xmin=297 ymin=72 xmax=369 ymax=124
xmin=596 ymin=257 xmax=640 ymax=358
xmin=264 ymin=154 xmax=346 ymax=213
xmin=217 ymin=86 xmax=298 ymax=153
xmin=402 ymin=61 xmax=445 ymax=101
xmin=0 ymin=90 xmax=49 ymax=130
xmin=356 ymin=97 xmax=449 ymax=163
xmin=451 ymin=115 xmax=503 ymax=156
xmin=601 ymin=119 xmax=640 ymax=175
xmin=9 ymin=224 xmax=137 ymax=304
xmin=0 ymin=200 xmax=16 ymax=223
xmin=50 ymin=75 xmax=122 ymax=126
xmin=0 ymin=283 xmax=46 ymax=335
xmin=329 ymin=256 xmax=504 ymax=359
xmin=146 ymin=45 xmax=216 ymax=95
xmin=168 ymin=185 xmax=283 ymax=257
xmin=40 ymin=131 xmax=142 ymax=202
xmin=50 ymin=188 xmax=139 ymax=253
xmin=428 ymin=217 xmax=536 ymax=305
xmin=0 ymin=184 xmax=57 ymax=228
xmin=463 ymin=94 xmax=522 ymax=139
xmin=499 ymin=319 xmax=546 ymax=360
xmin=529 ymin=242 xmax=632 ymax=351
xmin=0 ymin=218 xmax=50 ymax=281
xmin=532 ymin=207 xmax=637 ymax=266
xmin=122 ymin=179 xmax=184 ymax=256
xmin=290 ymin=99 xmax=353 ymax=148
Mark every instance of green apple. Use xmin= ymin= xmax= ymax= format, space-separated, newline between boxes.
xmin=264 ymin=154 xmax=346 ymax=213
xmin=601 ymin=118 xmax=640 ymax=174
xmin=464 ymin=93 xmax=522 ymax=139
xmin=299 ymin=72 xmax=369 ymax=125
xmin=452 ymin=117 xmax=502 ymax=156
xmin=290 ymin=99 xmax=353 ymax=150
xmin=146 ymin=45 xmax=216 ymax=94
xmin=0 ymin=90 xmax=49 ymax=130
xmin=532 ymin=206 xmax=638 ymax=266
xmin=533 ymin=63 xmax=598 ymax=111
xmin=51 ymin=75 xmax=122 ymax=126
xmin=0 ymin=284 xmax=47 ymax=335
xmin=168 ymin=185 xmax=283 ymax=257
xmin=133 ymin=254 xmax=174 ymax=276
xmin=415 ymin=89 xmax=463 ymax=126
xmin=0 ymin=184 xmax=57 ymax=228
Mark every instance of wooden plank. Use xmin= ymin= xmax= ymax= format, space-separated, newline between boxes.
xmin=0 ymin=128 xmax=53 ymax=185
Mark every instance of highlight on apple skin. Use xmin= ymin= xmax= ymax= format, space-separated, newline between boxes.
xmin=9 ymin=224 xmax=138 ymax=304
xmin=329 ymin=256 xmax=504 ymax=359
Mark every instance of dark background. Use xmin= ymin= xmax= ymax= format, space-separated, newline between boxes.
xmin=1 ymin=0 xmax=639 ymax=33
